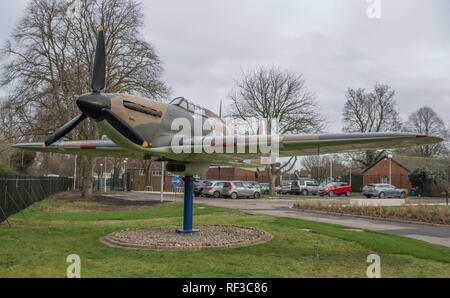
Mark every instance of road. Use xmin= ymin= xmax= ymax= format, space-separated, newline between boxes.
xmin=110 ymin=192 xmax=450 ymax=248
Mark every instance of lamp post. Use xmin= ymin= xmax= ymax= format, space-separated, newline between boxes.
xmin=99 ymin=163 xmax=103 ymax=191
xmin=330 ymin=159 xmax=333 ymax=183
xmin=388 ymin=154 xmax=392 ymax=184
xmin=349 ymin=157 xmax=353 ymax=188
xmin=122 ymin=159 xmax=128 ymax=191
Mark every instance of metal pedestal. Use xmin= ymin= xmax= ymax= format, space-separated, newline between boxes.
xmin=176 ymin=176 xmax=200 ymax=234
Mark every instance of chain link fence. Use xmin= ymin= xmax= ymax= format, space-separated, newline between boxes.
xmin=0 ymin=174 xmax=73 ymax=225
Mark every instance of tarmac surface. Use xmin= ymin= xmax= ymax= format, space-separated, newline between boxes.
xmin=105 ymin=192 xmax=450 ymax=248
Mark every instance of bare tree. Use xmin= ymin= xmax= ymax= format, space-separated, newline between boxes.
xmin=228 ymin=66 xmax=324 ymax=194
xmin=1 ymin=0 xmax=169 ymax=197
xmin=302 ymin=154 xmax=349 ymax=185
xmin=342 ymin=83 xmax=402 ymax=168
xmin=402 ymin=106 xmax=448 ymax=158
xmin=302 ymin=155 xmax=330 ymax=185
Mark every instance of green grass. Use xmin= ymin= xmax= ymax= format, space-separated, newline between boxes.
xmin=0 ymin=192 xmax=449 ymax=278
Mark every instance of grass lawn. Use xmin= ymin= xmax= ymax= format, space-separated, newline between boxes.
xmin=0 ymin=192 xmax=449 ymax=278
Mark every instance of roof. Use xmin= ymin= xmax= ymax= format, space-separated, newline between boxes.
xmin=362 ymin=155 xmax=450 ymax=174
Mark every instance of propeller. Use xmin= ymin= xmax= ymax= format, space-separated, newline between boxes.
xmin=42 ymin=114 xmax=87 ymax=148
xmin=91 ymin=26 xmax=106 ymax=93
xmin=42 ymin=26 xmax=149 ymax=149
xmin=101 ymin=109 xmax=148 ymax=148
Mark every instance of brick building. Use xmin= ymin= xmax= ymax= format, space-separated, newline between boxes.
xmin=362 ymin=155 xmax=450 ymax=192
xmin=127 ymin=164 xmax=280 ymax=191
xmin=200 ymin=166 xmax=280 ymax=185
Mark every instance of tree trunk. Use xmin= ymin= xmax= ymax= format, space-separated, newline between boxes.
xmin=268 ymin=164 xmax=278 ymax=195
xmin=80 ymin=155 xmax=96 ymax=198
xmin=144 ymin=161 xmax=153 ymax=187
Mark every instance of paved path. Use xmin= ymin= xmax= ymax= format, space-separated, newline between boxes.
xmin=113 ymin=192 xmax=450 ymax=248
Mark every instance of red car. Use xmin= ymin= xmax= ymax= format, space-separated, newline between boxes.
xmin=319 ymin=182 xmax=352 ymax=197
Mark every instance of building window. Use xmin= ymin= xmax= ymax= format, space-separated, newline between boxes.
xmin=152 ymin=171 xmax=162 ymax=177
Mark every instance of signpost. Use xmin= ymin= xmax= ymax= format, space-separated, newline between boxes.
xmin=172 ymin=176 xmax=181 ymax=187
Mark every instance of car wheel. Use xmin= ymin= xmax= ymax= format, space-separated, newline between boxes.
xmin=345 ymin=190 xmax=351 ymax=197
xmin=379 ymin=192 xmax=385 ymax=199
xmin=400 ymin=192 xmax=406 ymax=199
xmin=213 ymin=191 xmax=221 ymax=199
xmin=302 ymin=189 xmax=309 ymax=196
xmin=254 ymin=192 xmax=261 ymax=199
xmin=231 ymin=192 xmax=238 ymax=200
xmin=365 ymin=195 xmax=372 ymax=198
xmin=328 ymin=191 xmax=335 ymax=197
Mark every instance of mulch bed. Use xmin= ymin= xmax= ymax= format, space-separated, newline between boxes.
xmin=100 ymin=225 xmax=274 ymax=251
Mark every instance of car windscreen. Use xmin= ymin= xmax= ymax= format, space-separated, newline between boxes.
xmin=204 ymin=182 xmax=213 ymax=186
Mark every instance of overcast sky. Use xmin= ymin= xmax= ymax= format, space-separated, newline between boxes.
xmin=0 ymin=0 xmax=449 ymax=132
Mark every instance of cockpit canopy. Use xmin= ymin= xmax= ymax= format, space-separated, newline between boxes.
xmin=170 ymin=97 xmax=218 ymax=118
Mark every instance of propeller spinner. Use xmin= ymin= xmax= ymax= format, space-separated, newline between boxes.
xmin=42 ymin=26 xmax=149 ymax=149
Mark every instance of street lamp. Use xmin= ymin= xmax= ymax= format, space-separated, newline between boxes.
xmin=348 ymin=157 xmax=353 ymax=188
xmin=387 ymin=154 xmax=393 ymax=184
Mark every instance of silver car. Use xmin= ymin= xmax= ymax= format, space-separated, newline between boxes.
xmin=202 ymin=181 xmax=228 ymax=198
xmin=222 ymin=181 xmax=261 ymax=199
xmin=291 ymin=179 xmax=319 ymax=195
xmin=363 ymin=184 xmax=407 ymax=199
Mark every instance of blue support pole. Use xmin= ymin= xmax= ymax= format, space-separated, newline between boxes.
xmin=176 ymin=176 xmax=200 ymax=234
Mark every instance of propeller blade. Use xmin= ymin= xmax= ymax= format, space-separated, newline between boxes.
xmin=91 ymin=26 xmax=106 ymax=93
xmin=42 ymin=113 xmax=87 ymax=148
xmin=101 ymin=109 xmax=149 ymax=148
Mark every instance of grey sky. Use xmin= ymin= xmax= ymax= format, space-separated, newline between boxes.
xmin=0 ymin=0 xmax=449 ymax=132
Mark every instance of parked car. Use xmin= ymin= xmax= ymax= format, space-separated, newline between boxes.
xmin=202 ymin=181 xmax=228 ymax=198
xmin=222 ymin=181 xmax=261 ymax=199
xmin=194 ymin=180 xmax=207 ymax=197
xmin=275 ymin=185 xmax=282 ymax=193
xmin=319 ymin=182 xmax=352 ymax=197
xmin=279 ymin=183 xmax=292 ymax=195
xmin=291 ymin=179 xmax=319 ymax=195
xmin=260 ymin=183 xmax=270 ymax=194
xmin=248 ymin=181 xmax=262 ymax=191
xmin=362 ymin=184 xmax=407 ymax=199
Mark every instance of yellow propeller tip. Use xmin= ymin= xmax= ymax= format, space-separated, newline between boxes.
xmin=42 ymin=144 xmax=47 ymax=149
xmin=142 ymin=141 xmax=149 ymax=148
xmin=99 ymin=26 xmax=104 ymax=31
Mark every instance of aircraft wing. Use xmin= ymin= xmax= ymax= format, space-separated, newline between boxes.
xmin=14 ymin=133 xmax=442 ymax=163
xmin=146 ymin=132 xmax=443 ymax=162
xmin=14 ymin=140 xmax=133 ymax=158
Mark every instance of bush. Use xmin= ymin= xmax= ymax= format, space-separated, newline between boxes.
xmin=0 ymin=163 xmax=14 ymax=174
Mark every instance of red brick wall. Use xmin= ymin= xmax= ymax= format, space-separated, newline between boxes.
xmin=131 ymin=167 xmax=280 ymax=191
xmin=363 ymin=159 xmax=411 ymax=190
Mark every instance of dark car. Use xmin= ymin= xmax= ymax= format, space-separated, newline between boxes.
xmin=319 ymin=182 xmax=352 ymax=197
xmin=362 ymin=184 xmax=407 ymax=199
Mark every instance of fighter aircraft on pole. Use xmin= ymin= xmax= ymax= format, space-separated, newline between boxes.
xmin=14 ymin=27 xmax=443 ymax=233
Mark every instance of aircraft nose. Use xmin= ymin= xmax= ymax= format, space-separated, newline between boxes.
xmin=76 ymin=93 xmax=111 ymax=120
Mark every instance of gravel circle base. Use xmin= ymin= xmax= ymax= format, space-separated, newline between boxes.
xmin=100 ymin=225 xmax=273 ymax=251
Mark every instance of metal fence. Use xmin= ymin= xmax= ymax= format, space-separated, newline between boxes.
xmin=0 ymin=174 xmax=73 ymax=225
